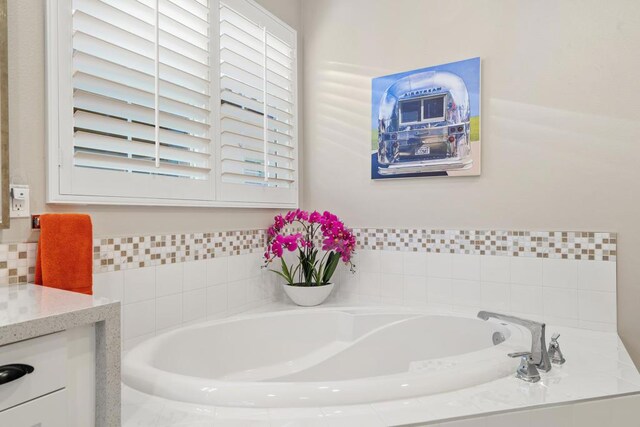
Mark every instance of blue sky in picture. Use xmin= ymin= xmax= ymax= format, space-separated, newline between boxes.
xmin=370 ymin=57 xmax=481 ymax=127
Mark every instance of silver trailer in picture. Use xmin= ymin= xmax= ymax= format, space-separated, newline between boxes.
xmin=376 ymin=70 xmax=472 ymax=175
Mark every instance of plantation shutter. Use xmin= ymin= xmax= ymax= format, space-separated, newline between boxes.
xmin=59 ymin=0 xmax=215 ymax=201
xmin=218 ymin=0 xmax=297 ymax=204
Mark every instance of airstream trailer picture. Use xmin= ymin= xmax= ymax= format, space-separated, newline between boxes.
xmin=371 ymin=57 xmax=481 ymax=179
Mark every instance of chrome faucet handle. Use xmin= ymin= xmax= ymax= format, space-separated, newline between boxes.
xmin=508 ymin=351 xmax=541 ymax=383
xmin=548 ymin=333 xmax=566 ymax=365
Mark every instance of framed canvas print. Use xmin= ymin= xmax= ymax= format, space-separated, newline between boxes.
xmin=371 ymin=57 xmax=481 ymax=179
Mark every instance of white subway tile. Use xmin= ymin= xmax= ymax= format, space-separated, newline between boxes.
xmin=228 ymin=254 xmax=252 ymax=282
xmin=510 ymin=285 xmax=543 ymax=316
xmin=427 ymin=253 xmax=452 ymax=278
xmin=403 ymin=252 xmax=428 ymax=276
xmin=357 ymin=271 xmax=382 ymax=296
xmin=578 ymin=319 xmax=617 ymax=332
xmin=155 ymin=294 xmax=183 ymax=331
xmin=542 ymin=259 xmax=578 ymax=289
xmin=247 ymin=276 xmax=263 ymax=303
xmin=381 ymin=273 xmax=403 ymax=299
xmin=578 ymin=290 xmax=616 ymax=324
xmin=206 ymin=257 xmax=228 ymax=287
xmin=381 ymin=251 xmax=403 ymax=275
xmin=182 ymin=288 xmax=206 ymax=323
xmin=93 ymin=270 xmax=124 ymax=302
xmin=451 ymin=279 xmax=481 ymax=308
xmin=123 ymin=299 xmax=155 ymax=340
xmin=510 ymin=256 xmax=543 ymax=286
xmin=355 ymin=250 xmax=380 ymax=274
xmin=228 ymin=279 xmax=248 ymax=309
xmin=340 ymin=268 xmax=359 ymax=291
xmin=183 ymin=260 xmax=207 ymax=291
xmin=452 ymin=254 xmax=481 ymax=281
xmin=480 ymin=256 xmax=510 ymax=283
xmin=543 ymin=287 xmax=578 ymax=319
xmin=206 ymin=284 xmax=228 ymax=316
xmin=155 ymin=263 xmax=183 ymax=297
xmin=427 ymin=277 xmax=452 ymax=306
xmin=123 ymin=267 xmax=156 ymax=304
xmin=403 ymin=275 xmax=427 ymax=306
xmin=578 ymin=261 xmax=616 ymax=292
xmin=480 ymin=282 xmax=510 ymax=311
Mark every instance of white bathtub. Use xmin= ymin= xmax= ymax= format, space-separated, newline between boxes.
xmin=123 ymin=307 xmax=528 ymax=407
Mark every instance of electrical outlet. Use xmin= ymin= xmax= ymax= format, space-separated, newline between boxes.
xmin=10 ymin=185 xmax=30 ymax=218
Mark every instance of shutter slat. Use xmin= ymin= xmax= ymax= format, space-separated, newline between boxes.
xmin=74 ymin=72 xmax=210 ymax=123
xmin=159 ymin=0 xmax=208 ymax=36
xmin=220 ymin=75 xmax=263 ymax=104
xmin=169 ymin=0 xmax=209 ymax=18
xmin=220 ymin=48 xmax=263 ymax=78
xmin=93 ymin=0 xmax=155 ymax=25
xmin=159 ymin=12 xmax=208 ymax=51
xmin=220 ymin=62 xmax=262 ymax=94
xmin=266 ymin=57 xmax=291 ymax=80
xmin=220 ymin=6 xmax=262 ymax=40
xmin=266 ymin=33 xmax=292 ymax=59
xmin=73 ymin=10 xmax=154 ymax=60
xmin=219 ymin=20 xmax=262 ymax=53
xmin=221 ymin=89 xmax=262 ymax=114
xmin=74 ymin=51 xmax=210 ymax=108
xmin=220 ymin=34 xmax=263 ymax=65
xmin=74 ymin=111 xmax=210 ymax=153
xmin=266 ymin=45 xmax=292 ymax=70
xmin=74 ymin=131 xmax=210 ymax=167
xmin=160 ymin=29 xmax=209 ymax=65
xmin=74 ymin=90 xmax=209 ymax=137
xmin=221 ymin=132 xmax=294 ymax=161
xmin=221 ymin=103 xmax=290 ymax=137
xmin=74 ymin=151 xmax=210 ymax=179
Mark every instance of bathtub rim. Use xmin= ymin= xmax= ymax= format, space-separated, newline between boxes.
xmin=122 ymin=306 xmax=530 ymax=407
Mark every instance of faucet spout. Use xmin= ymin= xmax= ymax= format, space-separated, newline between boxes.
xmin=477 ymin=311 xmax=552 ymax=372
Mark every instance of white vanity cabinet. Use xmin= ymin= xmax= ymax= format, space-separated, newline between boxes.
xmin=0 ymin=325 xmax=95 ymax=427
xmin=0 ymin=326 xmax=97 ymax=426
xmin=0 ymin=332 xmax=67 ymax=413
xmin=0 ymin=285 xmax=120 ymax=426
xmin=0 ymin=389 xmax=67 ymax=427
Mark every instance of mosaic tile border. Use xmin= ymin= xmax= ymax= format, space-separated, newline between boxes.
xmin=0 ymin=228 xmax=616 ymax=286
xmin=352 ymin=229 xmax=617 ymax=261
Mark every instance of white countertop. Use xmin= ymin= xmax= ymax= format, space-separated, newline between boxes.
xmin=0 ymin=284 xmax=116 ymax=331
xmin=121 ymin=301 xmax=640 ymax=426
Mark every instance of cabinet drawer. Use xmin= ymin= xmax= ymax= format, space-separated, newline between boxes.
xmin=0 ymin=389 xmax=67 ymax=427
xmin=0 ymin=332 xmax=67 ymax=412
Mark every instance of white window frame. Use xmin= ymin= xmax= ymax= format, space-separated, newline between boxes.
xmin=45 ymin=0 xmax=298 ymax=208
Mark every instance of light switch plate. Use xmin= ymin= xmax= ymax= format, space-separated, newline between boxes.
xmin=10 ymin=184 xmax=30 ymax=218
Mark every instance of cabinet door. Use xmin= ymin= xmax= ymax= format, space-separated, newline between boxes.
xmin=0 ymin=389 xmax=67 ymax=427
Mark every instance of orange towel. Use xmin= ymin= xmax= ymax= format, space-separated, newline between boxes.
xmin=34 ymin=214 xmax=93 ymax=295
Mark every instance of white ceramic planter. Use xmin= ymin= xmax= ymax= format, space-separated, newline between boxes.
xmin=282 ymin=283 xmax=334 ymax=306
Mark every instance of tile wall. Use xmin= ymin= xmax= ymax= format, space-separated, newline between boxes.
xmin=93 ymin=251 xmax=278 ymax=350
xmin=333 ymin=249 xmax=617 ymax=332
xmin=0 ymin=228 xmax=618 ymax=348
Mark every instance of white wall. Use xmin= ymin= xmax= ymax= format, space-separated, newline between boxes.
xmin=300 ymin=0 xmax=640 ymax=364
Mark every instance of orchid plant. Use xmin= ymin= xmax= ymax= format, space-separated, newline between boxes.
xmin=263 ymin=210 xmax=356 ymax=286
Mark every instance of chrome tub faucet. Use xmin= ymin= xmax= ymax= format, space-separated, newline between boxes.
xmin=477 ymin=311 xmax=554 ymax=382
